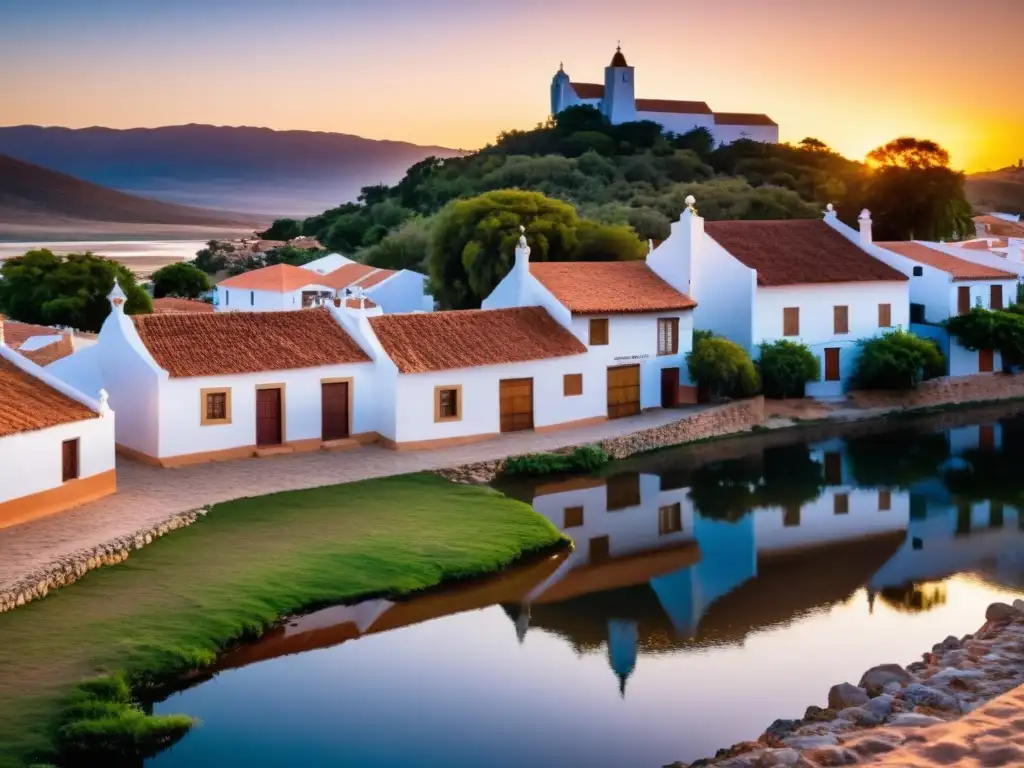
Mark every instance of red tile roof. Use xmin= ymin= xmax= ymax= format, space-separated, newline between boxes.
xmin=0 ymin=354 xmax=97 ymax=437
xmin=877 ymin=242 xmax=1016 ymax=281
xmin=319 ymin=263 xmax=379 ymax=290
xmin=530 ymin=261 xmax=696 ymax=313
xmin=132 ymin=309 xmax=370 ymax=378
xmin=714 ymin=112 xmax=778 ymax=127
xmin=0 ymin=316 xmax=61 ymax=349
xmin=974 ymin=216 xmax=1024 ymax=238
xmin=353 ymin=268 xmax=397 ymax=289
xmin=152 ymin=298 xmax=216 ymax=314
xmin=959 ymin=238 xmax=1009 ymax=251
xmin=705 ymin=220 xmax=909 ymax=287
xmin=636 ymin=98 xmax=713 ymax=115
xmin=571 ymin=82 xmax=605 ymax=99
xmin=369 ymin=307 xmax=585 ymax=373
xmin=20 ymin=335 xmax=76 ymax=366
xmin=219 ymin=264 xmax=326 ymax=292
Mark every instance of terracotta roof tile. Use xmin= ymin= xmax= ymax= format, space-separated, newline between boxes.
xmin=636 ymin=98 xmax=713 ymax=115
xmin=974 ymin=216 xmax=1024 ymax=238
xmin=344 ymin=297 xmax=377 ymax=309
xmin=705 ymin=220 xmax=909 ymax=287
xmin=0 ymin=354 xmax=97 ymax=437
xmin=714 ymin=112 xmax=778 ymax=127
xmin=319 ymin=263 xmax=379 ymax=290
xmin=152 ymin=298 xmax=216 ymax=314
xmin=530 ymin=261 xmax=696 ymax=313
xmin=877 ymin=242 xmax=1017 ymax=281
xmin=20 ymin=335 xmax=76 ymax=366
xmin=369 ymin=307 xmax=585 ymax=373
xmin=0 ymin=316 xmax=62 ymax=349
xmin=218 ymin=264 xmax=327 ymax=292
xmin=132 ymin=309 xmax=370 ymax=378
xmin=571 ymin=82 xmax=605 ymax=99
xmin=959 ymin=239 xmax=1006 ymax=251
xmin=353 ymin=268 xmax=397 ymax=289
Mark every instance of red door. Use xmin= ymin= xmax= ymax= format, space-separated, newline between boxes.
xmin=256 ymin=388 xmax=283 ymax=446
xmin=661 ymin=367 xmax=680 ymax=408
xmin=824 ymin=348 xmax=841 ymax=382
xmin=321 ymin=382 xmax=350 ymax=440
xmin=979 ymin=348 xmax=995 ymax=373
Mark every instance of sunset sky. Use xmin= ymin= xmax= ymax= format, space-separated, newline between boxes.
xmin=1 ymin=0 xmax=1021 ymax=172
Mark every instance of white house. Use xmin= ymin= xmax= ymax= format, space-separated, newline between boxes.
xmin=301 ymin=253 xmax=353 ymax=275
xmin=483 ymin=231 xmax=698 ymax=412
xmin=52 ymin=284 xmax=376 ymax=467
xmin=651 ymin=199 xmax=910 ymax=397
xmin=0 ymin=322 xmax=115 ymax=528
xmin=215 ymin=261 xmax=432 ymax=314
xmin=550 ymin=46 xmax=778 ymax=146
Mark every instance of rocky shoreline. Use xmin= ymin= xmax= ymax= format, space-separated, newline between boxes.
xmin=667 ymin=602 xmax=1024 ymax=768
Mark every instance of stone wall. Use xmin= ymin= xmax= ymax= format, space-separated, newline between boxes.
xmin=0 ymin=507 xmax=207 ymax=614
xmin=849 ymin=372 xmax=1024 ymax=411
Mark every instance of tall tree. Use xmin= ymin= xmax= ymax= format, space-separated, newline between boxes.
xmin=867 ymin=137 xmax=950 ymax=170
xmin=151 ymin=262 xmax=211 ymax=299
xmin=258 ymin=218 xmax=301 ymax=241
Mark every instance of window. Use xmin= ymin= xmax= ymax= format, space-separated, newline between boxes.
xmin=564 ymin=506 xmax=584 ymax=528
xmin=563 ymin=373 xmax=583 ymax=397
xmin=991 ymin=284 xmax=1004 ymax=310
xmin=912 ymin=266 xmax=923 ymax=277
xmin=833 ymin=305 xmax=849 ymax=334
xmin=61 ymin=439 xmax=79 ymax=483
xmin=607 ymin=473 xmax=641 ymax=510
xmin=879 ymin=489 xmax=892 ymax=511
xmin=910 ymin=303 xmax=926 ymax=323
xmin=958 ymin=285 xmax=971 ymax=315
xmin=200 ymin=388 xmax=232 ymax=425
xmin=589 ymin=318 xmax=609 ymax=346
xmin=658 ymin=503 xmax=682 ymax=535
xmin=225 ymin=289 xmax=230 ymax=307
xmin=434 ymin=386 xmax=462 ymax=422
xmin=834 ymin=493 xmax=850 ymax=515
xmin=878 ymin=303 xmax=892 ymax=328
xmin=657 ymin=318 xmax=679 ymax=356
xmin=783 ymin=307 xmax=800 ymax=336
xmin=250 ymin=291 xmax=255 ymax=306
xmin=784 ymin=504 xmax=801 ymax=527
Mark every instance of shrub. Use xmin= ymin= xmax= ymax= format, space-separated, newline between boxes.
xmin=946 ymin=307 xmax=1024 ymax=366
xmin=686 ymin=336 xmax=759 ymax=399
xmin=504 ymin=445 xmax=609 ymax=476
xmin=852 ymin=330 xmax=947 ymax=390
xmin=150 ymin=262 xmax=211 ymax=299
xmin=758 ymin=339 xmax=819 ymax=398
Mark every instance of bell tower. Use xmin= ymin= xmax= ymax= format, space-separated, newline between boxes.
xmin=602 ymin=44 xmax=636 ymax=124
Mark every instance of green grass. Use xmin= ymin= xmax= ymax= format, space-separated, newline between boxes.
xmin=0 ymin=473 xmax=566 ymax=767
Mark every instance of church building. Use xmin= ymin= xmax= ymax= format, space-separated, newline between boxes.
xmin=550 ymin=46 xmax=779 ymax=146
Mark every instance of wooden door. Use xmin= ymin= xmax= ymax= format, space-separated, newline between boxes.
xmin=979 ymin=348 xmax=995 ymax=373
xmin=499 ymin=378 xmax=534 ymax=433
xmin=824 ymin=348 xmax=841 ymax=382
xmin=61 ymin=438 xmax=79 ymax=482
xmin=607 ymin=364 xmax=641 ymax=419
xmin=256 ymin=388 xmax=283 ymax=446
xmin=660 ymin=367 xmax=680 ymax=408
xmin=958 ymin=286 xmax=971 ymax=315
xmin=321 ymin=382 xmax=350 ymax=441
xmin=991 ymin=284 xmax=1004 ymax=310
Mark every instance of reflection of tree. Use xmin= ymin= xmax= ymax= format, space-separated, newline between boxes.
xmin=879 ymin=582 xmax=948 ymax=613
xmin=844 ymin=430 xmax=951 ymax=488
xmin=688 ymin=444 xmax=824 ymax=522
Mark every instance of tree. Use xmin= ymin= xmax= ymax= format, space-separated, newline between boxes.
xmin=258 ymin=218 xmax=301 ymax=241
xmin=798 ymin=137 xmax=829 ymax=152
xmin=686 ymin=336 xmax=760 ymax=399
xmin=758 ymin=339 xmax=820 ymax=398
xmin=671 ymin=127 xmax=715 ymax=157
xmin=852 ymin=330 xmax=946 ymax=390
xmin=193 ymin=240 xmax=232 ymax=274
xmin=357 ymin=216 xmax=433 ymax=271
xmin=553 ymin=105 xmax=607 ymax=135
xmin=867 ymin=137 xmax=950 ymax=170
xmin=0 ymin=250 xmax=151 ymax=332
xmin=150 ymin=262 xmax=211 ymax=299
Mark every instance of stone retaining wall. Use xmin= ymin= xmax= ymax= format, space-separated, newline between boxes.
xmin=849 ymin=371 xmax=1024 ymax=411
xmin=0 ymin=507 xmax=208 ymax=614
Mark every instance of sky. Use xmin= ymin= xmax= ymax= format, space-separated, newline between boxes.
xmin=1 ymin=0 xmax=1021 ymax=172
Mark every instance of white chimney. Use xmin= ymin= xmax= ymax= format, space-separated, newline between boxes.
xmin=1008 ymin=238 xmax=1023 ymax=263
xmin=858 ymin=209 xmax=873 ymax=247
xmin=825 ymin=203 xmax=838 ymax=221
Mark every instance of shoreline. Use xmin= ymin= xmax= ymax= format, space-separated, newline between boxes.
xmin=667 ymin=603 xmax=1024 ymax=768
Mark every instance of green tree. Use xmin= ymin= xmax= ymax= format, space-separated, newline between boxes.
xmin=758 ymin=339 xmax=820 ymax=398
xmin=150 ymin=262 xmax=211 ymax=299
xmin=0 ymin=250 xmax=151 ymax=332
xmin=798 ymin=137 xmax=830 ymax=152
xmin=686 ymin=336 xmax=760 ymax=399
xmin=258 ymin=218 xmax=301 ymax=241
xmin=867 ymin=137 xmax=950 ymax=170
xmin=357 ymin=216 xmax=433 ymax=271
xmin=671 ymin=127 xmax=715 ymax=157
xmin=852 ymin=330 xmax=946 ymax=390
xmin=193 ymin=240 xmax=232 ymax=274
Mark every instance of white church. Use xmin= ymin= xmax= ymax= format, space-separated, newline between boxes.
xmin=550 ymin=46 xmax=779 ymax=146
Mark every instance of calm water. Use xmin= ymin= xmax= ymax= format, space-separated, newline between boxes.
xmin=0 ymin=240 xmax=202 ymax=262
xmin=150 ymin=410 xmax=1024 ymax=768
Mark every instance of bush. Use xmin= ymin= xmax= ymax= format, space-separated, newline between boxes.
xmin=150 ymin=262 xmax=211 ymax=299
xmin=503 ymin=445 xmax=609 ymax=476
xmin=946 ymin=307 xmax=1024 ymax=366
xmin=686 ymin=336 xmax=759 ymax=399
xmin=852 ymin=330 xmax=947 ymax=390
xmin=758 ymin=339 xmax=820 ymax=398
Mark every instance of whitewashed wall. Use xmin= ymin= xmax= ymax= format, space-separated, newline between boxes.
xmin=637 ymin=111 xmax=715 ymax=136
xmin=946 ymin=280 xmax=1017 ymax=315
xmin=712 ymin=123 xmax=780 ymax=146
xmin=216 ymin=284 xmax=334 ymax=312
xmin=365 ymin=271 xmax=432 ymax=314
xmin=690 ymin=236 xmax=757 ymax=349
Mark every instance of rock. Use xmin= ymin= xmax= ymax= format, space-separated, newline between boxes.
xmin=985 ymin=602 xmax=1023 ymax=623
xmin=851 ymin=737 xmax=899 ymax=757
xmin=803 ymin=706 xmax=837 ymax=722
xmin=1014 ymin=599 xmax=1024 ymax=613
xmin=882 ymin=681 xmax=903 ymax=696
xmin=763 ymin=720 xmax=800 ymax=742
xmin=801 ymin=746 xmax=859 ymax=766
xmin=902 ymin=683 xmax=960 ymax=712
xmin=828 ymin=683 xmax=869 ymax=710
xmin=859 ymin=664 xmax=912 ymax=695
xmin=927 ymin=667 xmax=985 ymax=686
xmin=888 ymin=712 xmax=947 ymax=728
xmin=754 ymin=748 xmax=800 ymax=767
xmin=861 ymin=693 xmax=894 ymax=720
xmin=783 ymin=734 xmax=839 ymax=750
xmin=836 ymin=706 xmax=883 ymax=727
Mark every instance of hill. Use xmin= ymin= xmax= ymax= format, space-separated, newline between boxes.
xmin=967 ymin=165 xmax=1024 ymax=215
xmin=0 ymin=154 xmax=265 ymax=236
xmin=0 ymin=124 xmax=464 ymax=216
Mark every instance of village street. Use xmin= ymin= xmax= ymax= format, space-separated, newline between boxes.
xmin=0 ymin=408 xmax=698 ymax=592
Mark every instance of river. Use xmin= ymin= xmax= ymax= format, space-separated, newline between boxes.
xmin=149 ymin=410 xmax=1024 ymax=768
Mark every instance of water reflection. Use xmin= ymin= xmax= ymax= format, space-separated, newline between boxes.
xmin=151 ymin=411 xmax=1024 ymax=768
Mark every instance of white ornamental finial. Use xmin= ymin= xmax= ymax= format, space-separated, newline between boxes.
xmin=859 ymin=208 xmax=871 ymax=221
xmin=98 ymin=389 xmax=110 ymax=414
xmin=519 ymin=224 xmax=527 ymax=249
xmin=826 ymin=203 xmax=835 ymax=213
xmin=108 ymin=279 xmax=127 ymax=310
xmin=648 ymin=238 xmax=654 ymax=254
xmin=684 ymin=195 xmax=696 ymax=212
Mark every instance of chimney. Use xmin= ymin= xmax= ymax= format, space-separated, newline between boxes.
xmin=858 ymin=209 xmax=873 ymax=247
xmin=825 ymin=203 xmax=838 ymax=221
xmin=108 ymin=280 xmax=127 ymax=314
xmin=1008 ymin=238 xmax=1023 ymax=263
xmin=514 ymin=225 xmax=531 ymax=275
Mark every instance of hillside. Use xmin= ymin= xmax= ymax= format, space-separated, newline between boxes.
xmin=0 ymin=124 xmax=464 ymax=216
xmin=967 ymin=165 xmax=1024 ymax=215
xmin=0 ymin=154 xmax=265 ymax=235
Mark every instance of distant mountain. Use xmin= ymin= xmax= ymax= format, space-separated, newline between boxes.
xmin=0 ymin=153 xmax=264 ymax=231
xmin=0 ymin=124 xmax=465 ymax=217
xmin=967 ymin=165 xmax=1024 ymax=215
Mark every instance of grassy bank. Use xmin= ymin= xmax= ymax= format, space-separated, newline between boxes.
xmin=0 ymin=474 xmax=565 ymax=767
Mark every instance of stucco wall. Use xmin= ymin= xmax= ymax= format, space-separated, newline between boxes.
xmin=366 ymin=271 xmax=431 ymax=314
xmin=217 ymin=284 xmax=333 ymax=312
xmin=690 ymin=236 xmax=757 ymax=349
xmin=712 ymin=123 xmax=780 ymax=146
xmin=947 ymin=280 xmax=1017 ymax=315
xmin=636 ymin=111 xmax=715 ymax=136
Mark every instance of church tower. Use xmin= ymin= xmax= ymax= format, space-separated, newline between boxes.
xmin=602 ymin=45 xmax=637 ymax=124
xmin=550 ymin=63 xmax=571 ymax=117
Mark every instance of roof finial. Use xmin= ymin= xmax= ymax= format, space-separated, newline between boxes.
xmin=826 ymin=203 xmax=835 ymax=213
xmin=98 ymin=389 xmax=110 ymax=415
xmin=519 ymin=224 xmax=527 ymax=249
xmin=559 ymin=61 xmax=564 ymax=72
xmin=617 ymin=40 xmax=621 ymax=52
xmin=685 ymin=194 xmax=697 ymax=213
xmin=108 ymin=279 xmax=127 ymax=312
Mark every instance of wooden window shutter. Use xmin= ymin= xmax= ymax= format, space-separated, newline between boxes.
xmin=991 ymin=284 xmax=1004 ymax=310
xmin=563 ymin=373 xmax=583 ymax=397
xmin=589 ymin=318 xmax=609 ymax=346
xmin=783 ymin=307 xmax=799 ymax=336
xmin=958 ymin=286 xmax=971 ymax=315
xmin=878 ymin=303 xmax=892 ymax=328
xmin=833 ymin=306 xmax=849 ymax=334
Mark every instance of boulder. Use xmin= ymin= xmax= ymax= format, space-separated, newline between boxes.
xmin=902 ymin=683 xmax=960 ymax=712
xmin=888 ymin=712 xmax=947 ymax=728
xmin=861 ymin=693 xmax=895 ymax=720
xmin=763 ymin=719 xmax=800 ymax=742
xmin=782 ymin=734 xmax=839 ymax=750
xmin=985 ymin=602 xmax=1023 ymax=623
xmin=827 ymin=683 xmax=869 ymax=710
xmin=754 ymin=748 xmax=801 ymax=767
xmin=1014 ymin=599 xmax=1024 ymax=613
xmin=859 ymin=664 xmax=912 ymax=695
xmin=836 ymin=706 xmax=883 ymax=727
xmin=801 ymin=746 xmax=859 ymax=766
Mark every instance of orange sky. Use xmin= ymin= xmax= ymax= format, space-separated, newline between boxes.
xmin=1 ymin=0 xmax=1021 ymax=172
